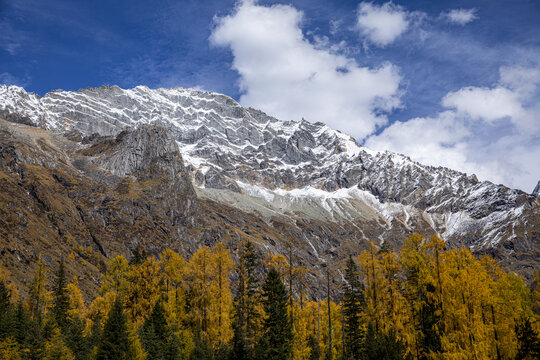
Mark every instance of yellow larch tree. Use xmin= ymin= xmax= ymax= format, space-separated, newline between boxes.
xmin=123 ymin=256 xmax=163 ymax=325
xmin=66 ymin=276 xmax=86 ymax=321
xmin=99 ymin=255 xmax=129 ymax=295
xmin=159 ymin=248 xmax=195 ymax=357
xmin=263 ymin=253 xmax=289 ymax=279
xmin=186 ymin=245 xmax=212 ymax=335
xmin=43 ymin=328 xmax=75 ymax=360
xmin=159 ymin=248 xmax=189 ymax=327
xmin=357 ymin=241 xmax=387 ymax=333
xmin=291 ymin=301 xmax=314 ymax=360
xmin=378 ymin=247 xmax=411 ymax=345
xmin=207 ymin=242 xmax=234 ymax=349
xmin=0 ymin=337 xmax=22 ymax=360
xmin=26 ymin=258 xmax=51 ymax=319
xmin=317 ymin=298 xmax=343 ymax=360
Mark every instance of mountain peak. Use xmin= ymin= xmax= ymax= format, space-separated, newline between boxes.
xmin=533 ymin=180 xmax=540 ymax=197
xmin=1 ymin=84 xmax=538 ymax=280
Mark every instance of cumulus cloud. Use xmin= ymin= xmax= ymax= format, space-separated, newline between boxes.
xmin=442 ymin=87 xmax=524 ymax=123
xmin=210 ymin=0 xmax=402 ymax=139
xmin=366 ymin=66 xmax=540 ymax=192
xmin=356 ymin=2 xmax=409 ymax=46
xmin=442 ymin=8 xmax=478 ymax=25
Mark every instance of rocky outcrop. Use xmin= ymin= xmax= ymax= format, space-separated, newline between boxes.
xmin=533 ymin=181 xmax=540 ymax=198
xmin=84 ymin=125 xmax=198 ymax=225
xmin=0 ymin=119 xmax=199 ymax=297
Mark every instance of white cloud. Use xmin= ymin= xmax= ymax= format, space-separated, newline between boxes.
xmin=442 ymin=86 xmax=523 ymax=123
xmin=442 ymin=8 xmax=478 ymax=25
xmin=365 ymin=111 xmax=471 ymax=170
xmin=499 ymin=66 xmax=540 ymax=95
xmin=366 ymin=66 xmax=540 ymax=192
xmin=210 ymin=0 xmax=402 ymax=139
xmin=356 ymin=2 xmax=409 ymax=46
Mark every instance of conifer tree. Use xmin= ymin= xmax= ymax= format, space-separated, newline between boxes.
xmin=362 ymin=322 xmax=409 ymax=360
xmin=129 ymin=246 xmax=148 ymax=265
xmin=124 ymin=256 xmax=163 ymax=323
xmin=342 ymin=257 xmax=364 ymax=360
xmin=96 ymin=298 xmax=130 ymax=360
xmin=231 ymin=241 xmax=261 ymax=360
xmin=190 ymin=329 xmax=213 ymax=360
xmin=127 ymin=321 xmax=146 ymax=360
xmin=515 ymin=317 xmax=540 ymax=360
xmin=257 ymin=268 xmax=292 ymax=360
xmin=64 ymin=316 xmax=89 ymax=360
xmin=24 ymin=313 xmax=46 ymax=360
xmin=400 ymin=234 xmax=441 ymax=359
xmin=87 ymin=315 xmax=102 ymax=356
xmin=52 ymin=259 xmax=70 ymax=329
xmin=0 ymin=280 xmax=14 ymax=340
xmin=140 ymin=300 xmax=179 ymax=360
xmin=28 ymin=258 xmax=49 ymax=321
xmin=43 ymin=328 xmax=75 ymax=360
xmin=12 ymin=302 xmax=29 ymax=345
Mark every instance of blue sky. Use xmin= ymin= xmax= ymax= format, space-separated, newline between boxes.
xmin=1 ymin=0 xmax=540 ymax=191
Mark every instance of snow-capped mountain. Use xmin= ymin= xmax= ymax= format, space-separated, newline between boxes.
xmin=1 ymin=84 xmax=538 ymax=278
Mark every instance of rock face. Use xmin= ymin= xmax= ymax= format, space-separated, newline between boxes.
xmin=0 ymin=84 xmax=538 ymax=294
xmin=0 ymin=119 xmax=198 ymax=297
xmin=86 ymin=125 xmax=198 ymax=225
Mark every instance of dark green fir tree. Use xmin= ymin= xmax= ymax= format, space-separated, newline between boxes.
xmin=64 ymin=315 xmax=90 ymax=360
xmin=342 ymin=256 xmax=364 ymax=360
xmin=190 ymin=328 xmax=213 ymax=360
xmin=515 ymin=317 xmax=540 ymax=360
xmin=0 ymin=280 xmax=14 ymax=340
xmin=256 ymin=268 xmax=292 ymax=360
xmin=52 ymin=259 xmax=70 ymax=330
xmin=362 ymin=322 xmax=409 ymax=360
xmin=140 ymin=300 xmax=180 ymax=360
xmin=95 ymin=298 xmax=130 ymax=360
xmin=231 ymin=241 xmax=260 ymax=360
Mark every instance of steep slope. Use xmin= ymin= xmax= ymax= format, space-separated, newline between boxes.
xmin=0 ymin=84 xmax=538 ymax=282
xmin=0 ymin=120 xmax=199 ymax=296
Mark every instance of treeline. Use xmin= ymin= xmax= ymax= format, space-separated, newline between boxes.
xmin=0 ymin=234 xmax=539 ymax=359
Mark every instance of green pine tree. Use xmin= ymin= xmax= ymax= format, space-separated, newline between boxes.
xmin=231 ymin=241 xmax=261 ymax=360
xmin=13 ymin=302 xmax=29 ymax=345
xmin=140 ymin=300 xmax=179 ymax=360
xmin=95 ymin=298 xmax=130 ymax=360
xmin=362 ymin=322 xmax=409 ymax=360
xmin=0 ymin=281 xmax=14 ymax=340
xmin=418 ymin=283 xmax=441 ymax=358
xmin=515 ymin=317 xmax=540 ymax=360
xmin=87 ymin=314 xmax=102 ymax=355
xmin=256 ymin=268 xmax=292 ymax=360
xmin=342 ymin=257 xmax=364 ymax=360
xmin=129 ymin=246 xmax=148 ymax=265
xmin=190 ymin=329 xmax=213 ymax=360
xmin=52 ymin=259 xmax=70 ymax=329
xmin=64 ymin=316 xmax=90 ymax=360
xmin=24 ymin=315 xmax=45 ymax=360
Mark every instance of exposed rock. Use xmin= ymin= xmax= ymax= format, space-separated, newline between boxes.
xmin=533 ymin=180 xmax=540 ymax=198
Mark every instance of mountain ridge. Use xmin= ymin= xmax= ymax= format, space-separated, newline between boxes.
xmin=0 ymin=84 xmax=538 ymax=286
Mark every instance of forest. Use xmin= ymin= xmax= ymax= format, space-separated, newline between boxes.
xmin=0 ymin=234 xmax=538 ymax=360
